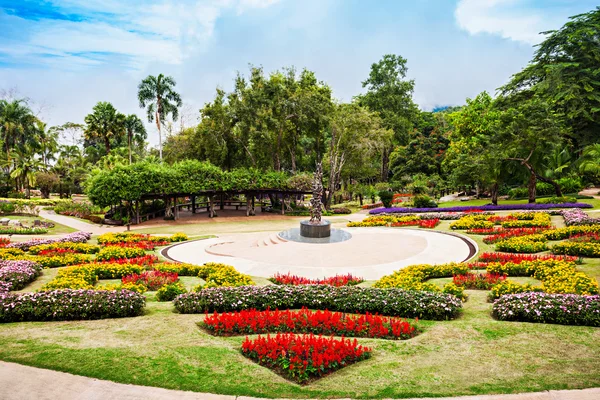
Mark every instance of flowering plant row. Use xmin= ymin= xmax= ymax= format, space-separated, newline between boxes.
xmin=122 ymin=270 xmax=179 ymax=291
xmin=29 ymin=242 xmax=100 ymax=255
xmin=107 ymin=240 xmax=170 ymax=250
xmin=41 ymin=262 xmax=145 ymax=291
xmin=560 ymin=209 xmax=600 ymax=226
xmin=174 ymin=285 xmax=463 ymax=320
xmin=241 ymin=333 xmax=371 ymax=383
xmin=0 ymin=238 xmax=10 ymax=247
xmin=373 ymin=262 xmax=469 ymax=300
xmin=0 ymin=260 xmax=41 ymax=290
xmin=500 ymin=212 xmax=552 ymax=228
xmin=552 ymin=241 xmax=600 ymax=257
xmin=495 ymin=235 xmax=548 ymax=253
xmin=6 ymin=231 xmax=91 ymax=251
xmin=151 ymin=262 xmax=204 ymax=276
xmin=453 ymin=273 xmax=507 ymax=290
xmin=0 ymin=289 xmax=145 ymax=322
xmin=0 ymin=249 xmax=92 ymax=268
xmin=195 ymin=262 xmax=254 ymax=289
xmin=492 ymin=293 xmax=600 ymax=327
xmin=391 ymin=219 xmax=440 ymax=228
xmin=369 ymin=203 xmax=592 ymax=215
xmin=202 ymin=308 xmax=417 ymax=340
xmin=95 ymin=246 xmax=147 ymax=262
xmin=481 ymin=228 xmax=551 ymax=244
xmin=478 ymin=252 xmax=578 ymax=264
xmin=269 ymin=273 xmax=364 ymax=287
xmin=97 ymin=232 xmax=188 ymax=245
xmin=0 ymin=227 xmax=48 ymax=235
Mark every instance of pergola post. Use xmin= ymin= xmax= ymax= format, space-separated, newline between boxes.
xmin=191 ymin=195 xmax=196 ymax=214
xmin=251 ymin=195 xmax=255 ymax=216
xmin=220 ymin=193 xmax=224 ymax=210
xmin=173 ymin=196 xmax=179 ymax=220
xmin=281 ymin=194 xmax=285 ymax=215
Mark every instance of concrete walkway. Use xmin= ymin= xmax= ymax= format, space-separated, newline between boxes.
xmin=39 ymin=210 xmax=126 ymax=235
xmin=0 ymin=361 xmax=597 ymax=400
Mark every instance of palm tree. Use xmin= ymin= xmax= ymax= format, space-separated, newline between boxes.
xmin=123 ymin=114 xmax=147 ymax=164
xmin=137 ymin=74 xmax=182 ymax=160
xmin=0 ymin=99 xmax=36 ymax=161
xmin=84 ymin=102 xmax=126 ymax=154
xmin=9 ymin=146 xmax=44 ymax=198
xmin=34 ymin=121 xmax=59 ymax=167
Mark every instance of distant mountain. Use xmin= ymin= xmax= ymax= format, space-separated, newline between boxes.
xmin=432 ymin=105 xmax=451 ymax=112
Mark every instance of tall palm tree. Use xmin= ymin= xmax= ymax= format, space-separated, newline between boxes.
xmin=84 ymin=102 xmax=126 ymax=154
xmin=123 ymin=114 xmax=147 ymax=164
xmin=137 ymin=74 xmax=182 ymax=160
xmin=34 ymin=121 xmax=59 ymax=167
xmin=0 ymin=99 xmax=36 ymax=161
xmin=9 ymin=146 xmax=44 ymax=198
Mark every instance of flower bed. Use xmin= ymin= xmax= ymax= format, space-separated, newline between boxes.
xmin=108 ymin=240 xmax=170 ymax=250
xmin=478 ymin=252 xmax=578 ymax=264
xmin=552 ymin=241 xmax=600 ymax=257
xmin=151 ymin=262 xmax=203 ymax=276
xmin=369 ymin=203 xmax=592 ymax=215
xmin=102 ymin=254 xmax=158 ymax=266
xmin=122 ymin=270 xmax=179 ymax=290
xmin=391 ymin=219 xmax=440 ymax=228
xmin=41 ymin=262 xmax=145 ymax=290
xmin=95 ymin=246 xmax=147 ymax=262
xmin=202 ymin=308 xmax=417 ymax=340
xmin=453 ymin=273 xmax=506 ymax=290
xmin=97 ymin=232 xmax=187 ymax=245
xmin=374 ymin=263 xmax=469 ymax=300
xmin=560 ymin=208 xmax=600 ymax=226
xmin=450 ymin=216 xmax=494 ymax=230
xmin=6 ymin=231 xmax=91 ymax=251
xmin=241 ymin=333 xmax=372 ymax=383
xmin=0 ymin=289 xmax=145 ymax=322
xmin=501 ymin=212 xmax=552 ymax=228
xmin=269 ymin=273 xmax=364 ymax=287
xmin=495 ymin=235 xmax=548 ymax=253
xmin=196 ymin=262 xmax=254 ymax=289
xmin=482 ymin=228 xmax=551 ymax=244
xmin=29 ymin=242 xmax=100 ymax=254
xmin=0 ymin=227 xmax=49 ymax=235
xmin=0 ymin=260 xmax=41 ymax=290
xmin=543 ymin=225 xmax=600 ymax=240
xmin=174 ymin=285 xmax=462 ymax=320
xmin=492 ymin=293 xmax=600 ymax=326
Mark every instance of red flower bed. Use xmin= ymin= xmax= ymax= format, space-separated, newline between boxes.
xmin=122 ymin=270 xmax=178 ymax=290
xmin=108 ymin=241 xmax=170 ymax=250
xmin=453 ymin=272 xmax=507 ymax=289
xmin=0 ymin=237 xmax=10 ymax=247
xmin=482 ymin=227 xmax=550 ymax=244
xmin=486 ymin=215 xmax=517 ymax=224
xmin=478 ymin=252 xmax=578 ymax=264
xmin=98 ymin=254 xmax=158 ymax=266
xmin=569 ymin=233 xmax=600 ymax=243
xmin=362 ymin=202 xmax=383 ymax=209
xmin=465 ymin=262 xmax=490 ymax=269
xmin=241 ymin=333 xmax=372 ymax=383
xmin=38 ymin=248 xmax=78 ymax=257
xmin=391 ymin=219 xmax=440 ymax=229
xmin=269 ymin=273 xmax=364 ymax=287
xmin=202 ymin=308 xmax=417 ymax=340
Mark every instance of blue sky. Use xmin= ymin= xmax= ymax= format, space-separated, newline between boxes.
xmin=0 ymin=0 xmax=597 ymax=146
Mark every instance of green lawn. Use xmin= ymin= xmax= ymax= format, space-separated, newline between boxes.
xmin=1 ymin=215 xmax=77 ymax=236
xmin=1 ymin=216 xmax=599 ymax=398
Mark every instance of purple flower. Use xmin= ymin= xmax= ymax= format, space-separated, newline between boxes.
xmin=369 ymin=203 xmax=592 ymax=215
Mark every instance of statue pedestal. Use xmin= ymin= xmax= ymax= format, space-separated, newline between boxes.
xmin=300 ymin=220 xmax=331 ymax=238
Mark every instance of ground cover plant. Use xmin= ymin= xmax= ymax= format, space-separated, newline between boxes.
xmin=202 ymin=308 xmax=418 ymax=340
xmin=241 ymin=333 xmax=372 ymax=384
xmin=269 ymin=273 xmax=364 ymax=286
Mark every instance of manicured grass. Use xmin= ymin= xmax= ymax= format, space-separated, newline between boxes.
xmin=0 ymin=215 xmax=77 ymax=236
xmin=0 ymin=291 xmax=598 ymax=398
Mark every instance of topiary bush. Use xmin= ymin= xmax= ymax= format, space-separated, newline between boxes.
xmin=378 ymin=190 xmax=394 ymax=208
xmin=412 ymin=195 xmax=437 ymax=208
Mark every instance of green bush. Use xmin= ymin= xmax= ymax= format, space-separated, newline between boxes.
xmin=156 ymin=282 xmax=187 ymax=301
xmin=378 ymin=190 xmax=394 ymax=208
xmin=413 ymin=195 xmax=437 ymax=208
xmin=507 ymin=187 xmax=529 ymax=199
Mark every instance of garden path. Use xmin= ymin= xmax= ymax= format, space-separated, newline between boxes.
xmin=38 ymin=210 xmax=127 ymax=235
xmin=0 ymin=361 xmax=597 ymax=400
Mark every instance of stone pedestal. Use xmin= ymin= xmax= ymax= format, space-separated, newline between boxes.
xmin=300 ymin=220 xmax=331 ymax=238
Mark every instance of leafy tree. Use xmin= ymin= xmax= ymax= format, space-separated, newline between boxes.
xmin=123 ymin=114 xmax=147 ymax=164
xmin=9 ymin=145 xmax=43 ymax=198
xmin=84 ymin=102 xmax=126 ymax=155
xmin=138 ymin=74 xmax=182 ymax=160
xmin=33 ymin=121 xmax=58 ymax=167
xmin=357 ymin=54 xmax=419 ymax=180
xmin=0 ymin=99 xmax=36 ymax=161
xmin=325 ymin=103 xmax=392 ymax=208
xmin=501 ymin=7 xmax=600 ymax=150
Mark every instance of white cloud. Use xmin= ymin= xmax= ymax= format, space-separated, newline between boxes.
xmin=8 ymin=0 xmax=281 ymax=70
xmin=455 ymin=0 xmax=550 ymax=44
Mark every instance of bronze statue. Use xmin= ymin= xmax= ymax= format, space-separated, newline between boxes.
xmin=309 ymin=162 xmax=324 ymax=223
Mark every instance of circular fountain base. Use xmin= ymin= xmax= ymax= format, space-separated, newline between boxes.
xmin=300 ymin=220 xmax=331 ymax=238
xmin=279 ymin=227 xmax=351 ymax=244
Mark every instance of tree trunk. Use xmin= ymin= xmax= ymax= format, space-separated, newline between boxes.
xmin=156 ymin=111 xmax=163 ymax=160
xmin=381 ymin=147 xmax=390 ymax=181
xmin=104 ymin=136 xmax=111 ymax=154
xmin=128 ymin=132 xmax=132 ymax=164
xmin=490 ymin=182 xmax=499 ymax=206
xmin=528 ymin=173 xmax=537 ymax=203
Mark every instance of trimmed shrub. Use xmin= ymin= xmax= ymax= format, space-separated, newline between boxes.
xmin=156 ymin=282 xmax=187 ymax=301
xmin=174 ymin=285 xmax=462 ymax=320
xmin=378 ymin=190 xmax=394 ymax=208
xmin=0 ymin=289 xmax=145 ymax=322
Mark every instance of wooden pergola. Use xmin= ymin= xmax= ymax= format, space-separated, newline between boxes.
xmin=133 ymin=188 xmax=312 ymax=223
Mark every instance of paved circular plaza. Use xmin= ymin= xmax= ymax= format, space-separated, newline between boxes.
xmin=164 ymin=227 xmax=477 ymax=280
